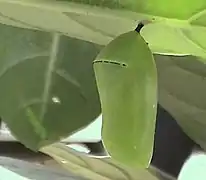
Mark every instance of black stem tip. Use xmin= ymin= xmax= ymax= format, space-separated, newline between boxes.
xmin=135 ymin=22 xmax=145 ymax=33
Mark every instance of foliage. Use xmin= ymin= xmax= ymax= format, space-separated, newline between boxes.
xmin=41 ymin=143 xmax=176 ymax=180
xmin=0 ymin=0 xmax=205 ymax=59
xmin=0 ymin=23 xmax=101 ymax=150
xmin=0 ymin=0 xmax=206 ymax=179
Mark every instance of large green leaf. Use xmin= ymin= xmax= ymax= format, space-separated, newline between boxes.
xmin=41 ymin=143 xmax=176 ymax=180
xmin=57 ymin=0 xmax=205 ymax=19
xmin=0 ymin=24 xmax=101 ymax=150
xmin=0 ymin=0 xmax=205 ymax=59
xmin=156 ymin=55 xmax=206 ymax=150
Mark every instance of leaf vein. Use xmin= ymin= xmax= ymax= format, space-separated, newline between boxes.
xmin=40 ymin=33 xmax=60 ymax=120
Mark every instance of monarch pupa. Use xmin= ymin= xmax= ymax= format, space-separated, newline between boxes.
xmin=93 ymin=21 xmax=158 ymax=168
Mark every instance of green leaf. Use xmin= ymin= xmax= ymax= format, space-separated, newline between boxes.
xmin=41 ymin=143 xmax=176 ymax=180
xmin=141 ymin=23 xmax=206 ymax=61
xmin=58 ymin=0 xmax=206 ymax=20
xmin=0 ymin=0 xmax=206 ymax=59
xmin=0 ymin=24 xmax=101 ymax=151
xmin=156 ymin=55 xmax=206 ymax=150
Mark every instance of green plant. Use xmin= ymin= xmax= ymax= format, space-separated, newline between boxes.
xmin=0 ymin=0 xmax=206 ymax=179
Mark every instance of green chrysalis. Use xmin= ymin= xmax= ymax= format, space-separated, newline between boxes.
xmin=93 ymin=22 xmax=157 ymax=168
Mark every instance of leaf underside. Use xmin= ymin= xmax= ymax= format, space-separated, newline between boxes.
xmin=0 ymin=23 xmax=101 ymax=150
